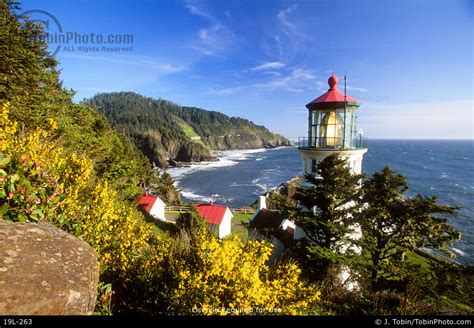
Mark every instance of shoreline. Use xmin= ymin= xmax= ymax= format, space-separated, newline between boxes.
xmin=164 ymin=145 xmax=295 ymax=169
xmin=166 ymin=147 xmax=279 ymax=178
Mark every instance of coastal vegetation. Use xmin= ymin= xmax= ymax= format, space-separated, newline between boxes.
xmin=281 ymin=154 xmax=472 ymax=315
xmin=89 ymin=92 xmax=291 ymax=167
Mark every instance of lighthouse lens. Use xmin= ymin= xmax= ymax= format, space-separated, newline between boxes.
xmin=319 ymin=111 xmax=343 ymax=147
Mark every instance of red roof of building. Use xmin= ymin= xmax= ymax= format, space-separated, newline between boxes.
xmin=306 ymin=75 xmax=360 ymax=109
xmin=195 ymin=203 xmax=229 ymax=225
xmin=138 ymin=195 xmax=157 ymax=214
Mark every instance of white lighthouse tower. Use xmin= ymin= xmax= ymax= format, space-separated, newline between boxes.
xmin=298 ymin=74 xmax=367 ymax=178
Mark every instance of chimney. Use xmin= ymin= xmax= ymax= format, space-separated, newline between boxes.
xmin=258 ymin=196 xmax=267 ymax=210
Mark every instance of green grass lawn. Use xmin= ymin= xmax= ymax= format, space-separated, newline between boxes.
xmin=405 ymin=251 xmax=431 ymax=267
xmin=231 ymin=213 xmax=253 ymax=241
xmin=232 ymin=212 xmax=253 ymax=224
xmin=232 ymin=213 xmax=253 ymax=224
xmin=231 ymin=228 xmax=249 ymax=241
xmin=165 ymin=210 xmax=184 ymax=215
xmin=177 ymin=121 xmax=205 ymax=146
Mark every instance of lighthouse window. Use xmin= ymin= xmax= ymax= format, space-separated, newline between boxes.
xmin=311 ymin=159 xmax=317 ymax=173
xmin=319 ymin=111 xmax=344 ymax=148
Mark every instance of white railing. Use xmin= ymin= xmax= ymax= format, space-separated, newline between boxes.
xmin=165 ymin=206 xmax=255 ymax=215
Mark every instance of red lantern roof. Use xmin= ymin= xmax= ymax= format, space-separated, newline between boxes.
xmin=306 ymin=74 xmax=360 ymax=109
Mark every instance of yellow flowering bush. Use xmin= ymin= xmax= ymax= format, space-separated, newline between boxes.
xmin=167 ymin=234 xmax=320 ymax=315
xmin=0 ymin=102 xmax=150 ymax=273
xmin=0 ymin=102 xmax=18 ymax=152
xmin=0 ymin=102 xmax=84 ymax=224
xmin=77 ymin=181 xmax=151 ymax=271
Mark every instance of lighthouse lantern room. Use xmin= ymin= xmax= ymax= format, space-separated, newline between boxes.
xmin=298 ymin=74 xmax=367 ymax=176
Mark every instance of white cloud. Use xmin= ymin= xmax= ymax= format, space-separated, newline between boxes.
xmin=184 ymin=1 xmax=234 ymax=56
xmin=273 ymin=35 xmax=283 ymax=59
xmin=270 ymin=4 xmax=310 ymax=63
xmin=249 ymin=61 xmax=285 ymax=71
xmin=185 ymin=2 xmax=215 ymax=21
xmin=208 ymin=67 xmax=318 ymax=95
xmin=277 ymin=4 xmax=298 ymax=36
xmin=263 ymin=71 xmax=283 ymax=77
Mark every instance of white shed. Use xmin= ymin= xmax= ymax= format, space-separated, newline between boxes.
xmin=138 ymin=194 xmax=166 ymax=221
xmin=195 ymin=203 xmax=232 ymax=239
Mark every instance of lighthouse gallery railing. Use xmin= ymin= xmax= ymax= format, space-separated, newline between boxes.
xmin=297 ymin=137 xmax=367 ymax=149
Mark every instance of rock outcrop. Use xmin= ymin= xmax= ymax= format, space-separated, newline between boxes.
xmin=0 ymin=220 xmax=99 ymax=315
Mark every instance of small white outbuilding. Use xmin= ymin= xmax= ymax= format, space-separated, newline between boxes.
xmin=138 ymin=194 xmax=166 ymax=221
xmin=195 ymin=202 xmax=232 ymax=239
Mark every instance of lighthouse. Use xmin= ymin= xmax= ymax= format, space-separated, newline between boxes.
xmin=298 ymin=74 xmax=367 ymax=178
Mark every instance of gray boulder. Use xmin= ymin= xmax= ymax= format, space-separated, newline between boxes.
xmin=0 ymin=220 xmax=99 ymax=315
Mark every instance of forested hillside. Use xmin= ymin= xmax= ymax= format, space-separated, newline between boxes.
xmin=90 ymin=92 xmax=291 ymax=167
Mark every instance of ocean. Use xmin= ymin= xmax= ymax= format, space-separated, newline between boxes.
xmin=168 ymin=140 xmax=474 ymax=264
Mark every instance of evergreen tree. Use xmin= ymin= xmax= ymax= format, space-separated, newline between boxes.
xmin=0 ymin=0 xmax=71 ymax=126
xmin=292 ymin=154 xmax=363 ymax=278
xmin=176 ymin=204 xmax=207 ymax=235
xmin=357 ymin=167 xmax=461 ymax=291
xmin=153 ymin=171 xmax=181 ymax=205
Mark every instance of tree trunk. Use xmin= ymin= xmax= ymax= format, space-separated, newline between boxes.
xmin=371 ymin=253 xmax=380 ymax=292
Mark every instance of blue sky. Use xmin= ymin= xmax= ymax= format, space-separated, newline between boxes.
xmin=20 ymin=0 xmax=473 ymax=139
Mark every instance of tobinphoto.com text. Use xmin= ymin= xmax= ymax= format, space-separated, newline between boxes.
xmin=45 ymin=32 xmax=134 ymax=53
xmin=20 ymin=9 xmax=134 ymax=54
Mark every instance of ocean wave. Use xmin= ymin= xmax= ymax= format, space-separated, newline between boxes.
xmin=179 ymin=190 xmax=234 ymax=205
xmin=252 ymin=183 xmax=270 ymax=195
xmin=214 ymin=148 xmax=269 ymax=160
xmin=251 ymin=178 xmax=261 ymax=184
xmin=230 ymin=182 xmax=254 ymax=187
xmin=179 ymin=190 xmax=214 ymax=202
xmin=167 ymin=158 xmax=238 ymax=179
xmin=168 ymin=148 xmax=271 ymax=179
xmin=452 ymin=247 xmax=466 ymax=256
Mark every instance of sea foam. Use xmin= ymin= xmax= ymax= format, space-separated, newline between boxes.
xmin=168 ymin=148 xmax=269 ymax=179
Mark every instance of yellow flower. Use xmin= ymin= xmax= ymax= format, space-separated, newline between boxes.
xmin=47 ymin=117 xmax=58 ymax=130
